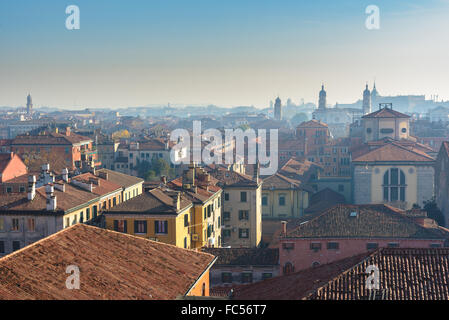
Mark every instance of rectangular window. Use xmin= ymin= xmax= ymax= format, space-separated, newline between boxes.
xmin=222 ymin=272 xmax=233 ymax=283
xmin=155 ymin=220 xmax=168 ymax=234
xmin=207 ymin=205 xmax=211 ymax=218
xmin=114 ymin=220 xmax=127 ymax=233
xmin=86 ymin=208 xmax=90 ymax=220
xmin=279 ymin=195 xmax=286 ymax=206
xmin=366 ymin=242 xmax=378 ymax=250
xmin=388 ymin=242 xmax=400 ymax=248
xmin=239 ymin=210 xmax=249 ymax=220
xmin=6 ymin=187 xmax=12 ymax=193
xmin=327 ymin=242 xmax=339 ymax=250
xmin=223 ymin=229 xmax=231 ymax=237
xmin=239 ymin=228 xmax=249 ymax=238
xmin=0 ymin=218 xmax=3 ymax=231
xmin=19 ymin=186 xmax=25 ymax=193
xmin=240 ymin=192 xmax=247 ymax=202
xmin=430 ymin=243 xmax=442 ymax=248
xmin=184 ymin=214 xmax=189 ymax=227
xmin=262 ymin=195 xmax=268 ymax=206
xmin=224 ymin=193 xmax=229 ymax=201
xmin=12 ymin=241 xmax=20 ymax=252
xmin=262 ymin=273 xmax=273 ymax=280
xmin=11 ymin=218 xmax=19 ymax=231
xmin=27 ymin=218 xmax=35 ymax=232
xmin=184 ymin=237 xmax=187 ymax=249
xmin=223 ymin=212 xmax=230 ymax=222
xmin=0 ymin=241 xmax=4 ymax=254
xmin=282 ymin=242 xmax=295 ymax=250
xmin=310 ymin=242 xmax=322 ymax=251
xmin=134 ymin=220 xmax=147 ymax=234
xmin=241 ymin=272 xmax=253 ymax=284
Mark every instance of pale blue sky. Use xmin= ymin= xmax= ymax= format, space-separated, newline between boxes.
xmin=0 ymin=0 xmax=448 ymax=108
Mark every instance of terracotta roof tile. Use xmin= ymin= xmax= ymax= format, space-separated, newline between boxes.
xmin=96 ymin=169 xmax=143 ymax=189
xmin=232 ymin=253 xmax=369 ymax=300
xmin=286 ymin=204 xmax=449 ymax=240
xmin=362 ymin=108 xmax=410 ymax=119
xmin=0 ymin=224 xmax=215 ymax=299
xmin=107 ymin=187 xmax=192 ymax=215
xmin=202 ymin=248 xmax=279 ymax=266
xmin=352 ymin=142 xmax=435 ymax=162
xmin=307 ymin=248 xmax=449 ymax=300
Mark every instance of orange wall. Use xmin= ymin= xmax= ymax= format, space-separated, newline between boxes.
xmin=187 ymin=270 xmax=210 ymax=297
xmin=0 ymin=154 xmax=27 ymax=182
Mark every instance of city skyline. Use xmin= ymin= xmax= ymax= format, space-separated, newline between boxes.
xmin=1 ymin=0 xmax=449 ymax=109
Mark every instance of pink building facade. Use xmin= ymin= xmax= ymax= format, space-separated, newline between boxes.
xmin=279 ymin=237 xmax=445 ymax=273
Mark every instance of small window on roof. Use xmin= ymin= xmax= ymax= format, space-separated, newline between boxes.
xmin=349 ymin=211 xmax=358 ymax=217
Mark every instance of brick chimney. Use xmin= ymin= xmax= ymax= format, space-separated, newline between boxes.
xmin=281 ymin=221 xmax=287 ymax=237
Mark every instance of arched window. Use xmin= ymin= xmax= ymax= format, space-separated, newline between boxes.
xmin=383 ymin=168 xmax=406 ymax=202
xmin=283 ymin=262 xmax=294 ymax=275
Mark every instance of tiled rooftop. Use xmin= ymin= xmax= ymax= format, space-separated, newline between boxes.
xmin=107 ymin=187 xmax=192 ymax=215
xmin=0 ymin=224 xmax=215 ymax=299
xmin=12 ymin=132 xmax=92 ymax=146
xmin=352 ymin=142 xmax=435 ymax=162
xmin=202 ymin=248 xmax=279 ymax=266
xmin=96 ymin=168 xmax=143 ymax=189
xmin=285 ymin=204 xmax=449 ymax=240
xmin=362 ymin=107 xmax=410 ymax=119
xmin=231 ymin=253 xmax=369 ymax=300
xmin=307 ymin=248 xmax=449 ymax=300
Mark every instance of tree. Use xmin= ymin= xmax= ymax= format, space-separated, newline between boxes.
xmin=111 ymin=129 xmax=130 ymax=140
xmin=423 ymin=197 xmax=445 ymax=226
xmin=136 ymin=157 xmax=174 ymax=180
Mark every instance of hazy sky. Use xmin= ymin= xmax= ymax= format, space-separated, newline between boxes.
xmin=1 ymin=0 xmax=448 ymax=109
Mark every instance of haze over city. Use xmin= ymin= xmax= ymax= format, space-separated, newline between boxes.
xmin=1 ymin=0 xmax=449 ymax=109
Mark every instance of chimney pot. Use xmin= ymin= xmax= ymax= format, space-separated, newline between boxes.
xmin=281 ymin=221 xmax=287 ymax=236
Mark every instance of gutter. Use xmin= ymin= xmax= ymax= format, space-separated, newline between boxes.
xmin=184 ymin=256 xmax=218 ymax=297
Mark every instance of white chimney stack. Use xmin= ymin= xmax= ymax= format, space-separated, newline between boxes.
xmin=45 ymin=184 xmax=57 ymax=211
xmin=27 ymin=175 xmax=36 ymax=201
xmin=62 ymin=168 xmax=69 ymax=183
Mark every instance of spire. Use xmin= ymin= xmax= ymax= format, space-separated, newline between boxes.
xmin=318 ymin=84 xmax=327 ymax=109
xmin=363 ymin=83 xmax=372 ymax=115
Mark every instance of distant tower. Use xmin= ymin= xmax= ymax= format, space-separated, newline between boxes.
xmin=362 ymin=83 xmax=371 ymax=114
xmin=371 ymin=82 xmax=379 ymax=107
xmin=274 ymin=96 xmax=282 ymax=120
xmin=26 ymin=94 xmax=33 ymax=115
xmin=318 ymin=84 xmax=327 ymax=109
